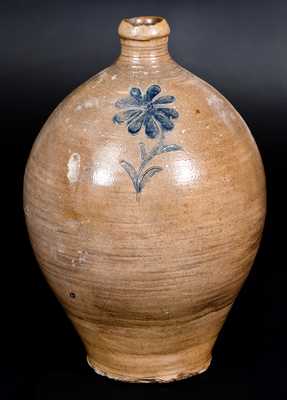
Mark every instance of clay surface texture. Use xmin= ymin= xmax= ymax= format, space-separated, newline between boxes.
xmin=24 ymin=16 xmax=266 ymax=382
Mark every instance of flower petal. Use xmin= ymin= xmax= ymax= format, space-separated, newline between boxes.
xmin=115 ymin=97 xmax=140 ymax=109
xmin=130 ymin=87 xmax=143 ymax=103
xmin=156 ymin=107 xmax=179 ymax=119
xmin=145 ymin=85 xmax=161 ymax=102
xmin=127 ymin=112 xmax=145 ymax=134
xmin=153 ymin=95 xmax=176 ymax=105
xmin=144 ymin=115 xmax=160 ymax=138
xmin=113 ymin=109 xmax=141 ymax=124
xmin=153 ymin=111 xmax=174 ymax=131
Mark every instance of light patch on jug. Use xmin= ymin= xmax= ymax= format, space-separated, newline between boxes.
xmin=24 ymin=205 xmax=31 ymax=217
xmin=173 ymin=159 xmax=200 ymax=185
xmin=75 ymin=97 xmax=99 ymax=111
xmin=91 ymin=143 xmax=121 ymax=187
xmin=90 ymin=70 xmax=108 ymax=88
xmin=77 ymin=249 xmax=88 ymax=264
xmin=111 ymin=74 xmax=117 ymax=80
xmin=207 ymin=94 xmax=236 ymax=129
xmin=92 ymin=169 xmax=114 ymax=186
xmin=179 ymin=76 xmax=197 ymax=87
xmin=67 ymin=153 xmax=81 ymax=184
xmin=71 ymin=253 xmax=86 ymax=268
xmin=64 ymin=219 xmax=81 ymax=230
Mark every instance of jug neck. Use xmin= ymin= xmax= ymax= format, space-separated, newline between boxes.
xmin=116 ymin=16 xmax=172 ymax=66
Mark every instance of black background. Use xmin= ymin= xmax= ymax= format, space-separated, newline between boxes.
xmin=2 ymin=0 xmax=286 ymax=398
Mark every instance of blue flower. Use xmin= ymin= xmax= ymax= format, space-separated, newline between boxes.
xmin=113 ymin=84 xmax=179 ymax=138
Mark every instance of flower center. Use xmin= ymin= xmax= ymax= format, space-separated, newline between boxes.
xmin=146 ymin=102 xmax=154 ymax=113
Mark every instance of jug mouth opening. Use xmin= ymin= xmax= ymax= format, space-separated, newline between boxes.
xmin=125 ymin=16 xmax=163 ymax=27
xmin=118 ymin=16 xmax=170 ymax=41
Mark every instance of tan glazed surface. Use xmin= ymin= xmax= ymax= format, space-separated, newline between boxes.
xmin=24 ymin=16 xmax=266 ymax=382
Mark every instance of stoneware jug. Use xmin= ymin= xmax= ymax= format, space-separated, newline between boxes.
xmin=24 ymin=16 xmax=266 ymax=382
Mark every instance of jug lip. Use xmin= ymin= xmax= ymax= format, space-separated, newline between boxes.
xmin=118 ymin=16 xmax=170 ymax=41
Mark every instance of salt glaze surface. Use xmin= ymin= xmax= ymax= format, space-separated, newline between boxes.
xmin=24 ymin=16 xmax=266 ymax=382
